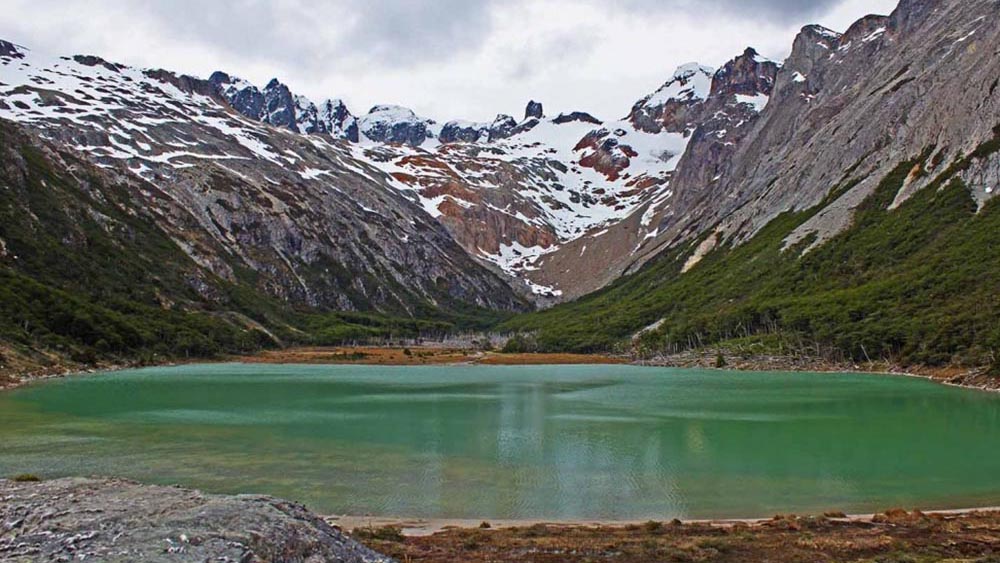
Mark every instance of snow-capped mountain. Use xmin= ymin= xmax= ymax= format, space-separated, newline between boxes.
xmin=1 ymin=0 xmax=996 ymax=313
xmin=0 ymin=39 xmax=525 ymax=313
xmin=0 ymin=35 xmax=779 ymax=301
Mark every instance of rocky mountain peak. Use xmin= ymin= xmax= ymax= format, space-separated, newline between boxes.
xmin=211 ymin=71 xmax=268 ymax=123
xmin=787 ymin=25 xmax=843 ymax=78
xmin=672 ymin=62 xmax=714 ymax=82
xmin=488 ymin=114 xmax=518 ymax=141
xmin=209 ymin=72 xmax=358 ymax=141
xmin=525 ymin=100 xmax=544 ymax=119
xmin=710 ymin=47 xmax=780 ymax=100
xmin=627 ymin=63 xmax=714 ymax=133
xmin=359 ymin=104 xmax=436 ymax=146
xmin=842 ymin=14 xmax=892 ymax=43
xmin=260 ymin=79 xmax=298 ymax=131
xmin=552 ymin=111 xmax=602 ymax=125
xmin=318 ymin=98 xmax=360 ymax=142
xmin=439 ymin=120 xmax=488 ymax=144
xmin=796 ymin=24 xmax=843 ymax=49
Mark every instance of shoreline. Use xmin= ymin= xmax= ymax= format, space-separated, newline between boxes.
xmin=327 ymin=504 xmax=1000 ymax=537
xmin=8 ymin=478 xmax=1000 ymax=563
xmin=1 ymin=346 xmax=996 ymax=394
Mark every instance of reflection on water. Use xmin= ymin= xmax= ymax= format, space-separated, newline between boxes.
xmin=1 ymin=364 xmax=999 ymax=519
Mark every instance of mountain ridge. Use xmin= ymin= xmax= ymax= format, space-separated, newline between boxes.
xmin=2 ymin=0 xmax=999 ymax=372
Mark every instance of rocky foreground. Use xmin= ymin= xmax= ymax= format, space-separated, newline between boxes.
xmin=0 ymin=478 xmax=393 ymax=562
xmin=3 ymin=477 xmax=1000 ymax=563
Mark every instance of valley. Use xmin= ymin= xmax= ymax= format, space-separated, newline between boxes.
xmin=2 ymin=0 xmax=1000 ymax=561
xmin=1 ymin=0 xmax=998 ymax=379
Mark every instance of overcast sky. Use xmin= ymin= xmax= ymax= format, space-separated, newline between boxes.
xmin=0 ymin=0 xmax=898 ymax=122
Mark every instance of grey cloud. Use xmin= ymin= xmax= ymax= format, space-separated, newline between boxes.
xmin=338 ymin=0 xmax=500 ymax=66
xmin=3 ymin=0 xmax=849 ymax=77
xmin=0 ymin=0 xmax=887 ymax=121
xmin=135 ymin=0 xmax=500 ymax=70
xmin=24 ymin=0 xmax=501 ymax=75
xmin=613 ymin=0 xmax=843 ymax=23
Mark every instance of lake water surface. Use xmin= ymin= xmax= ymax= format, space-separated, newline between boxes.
xmin=2 ymin=363 xmax=999 ymax=520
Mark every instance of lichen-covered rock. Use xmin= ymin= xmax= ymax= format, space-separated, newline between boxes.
xmin=0 ymin=478 xmax=394 ymax=563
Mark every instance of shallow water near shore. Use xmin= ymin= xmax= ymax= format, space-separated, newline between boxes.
xmin=2 ymin=363 xmax=999 ymax=520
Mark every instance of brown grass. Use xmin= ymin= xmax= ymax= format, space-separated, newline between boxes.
xmin=237 ymin=347 xmax=625 ymax=367
xmin=354 ymin=510 xmax=1000 ymax=563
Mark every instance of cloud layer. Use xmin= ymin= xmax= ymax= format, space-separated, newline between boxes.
xmin=0 ymin=0 xmax=898 ymax=121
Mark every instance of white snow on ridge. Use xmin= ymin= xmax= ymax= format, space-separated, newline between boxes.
xmin=0 ymin=45 xmax=300 ymax=170
xmin=862 ymin=27 xmax=887 ymax=43
xmin=481 ymin=241 xmax=563 ymax=296
xmin=644 ymin=63 xmax=715 ymax=107
xmin=0 ymin=41 xmax=710 ymax=287
xmin=360 ymin=110 xmax=687 ymax=246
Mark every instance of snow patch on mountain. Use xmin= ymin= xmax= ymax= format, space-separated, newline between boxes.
xmin=645 ymin=64 xmax=715 ymax=106
xmin=735 ymin=93 xmax=770 ymax=112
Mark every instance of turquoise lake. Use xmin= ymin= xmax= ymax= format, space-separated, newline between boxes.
xmin=1 ymin=363 xmax=999 ymax=520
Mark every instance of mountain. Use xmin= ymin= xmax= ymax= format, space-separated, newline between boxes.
xmin=0 ymin=37 xmax=749 ymax=301
xmin=0 ymin=39 xmax=534 ymax=371
xmin=503 ymin=0 xmax=1000 ymax=368
xmin=523 ymin=50 xmax=780 ymax=299
xmin=1 ymin=0 xmax=998 ymax=371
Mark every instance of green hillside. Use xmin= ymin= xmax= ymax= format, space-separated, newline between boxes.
xmin=502 ymin=127 xmax=1000 ymax=368
xmin=0 ymin=122 xmax=506 ymax=373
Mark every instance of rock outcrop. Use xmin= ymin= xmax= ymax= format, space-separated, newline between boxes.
xmin=358 ymin=105 xmax=436 ymax=146
xmin=552 ymin=112 xmax=602 ymax=125
xmin=318 ymin=98 xmax=361 ymax=141
xmin=0 ymin=39 xmax=24 ymax=58
xmin=0 ymin=477 xmax=393 ymax=562
xmin=525 ymin=100 xmax=545 ymax=120
xmin=487 ymin=114 xmax=518 ymax=141
xmin=438 ymin=120 xmax=487 ymax=144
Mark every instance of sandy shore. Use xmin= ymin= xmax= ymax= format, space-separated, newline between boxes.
xmin=0 ymin=346 xmax=627 ymax=391
xmin=329 ymin=505 xmax=1000 ymax=536
xmin=349 ymin=507 xmax=1000 ymax=563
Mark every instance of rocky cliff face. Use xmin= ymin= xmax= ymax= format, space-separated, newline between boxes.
xmin=0 ymin=50 xmax=525 ymax=314
xmin=1 ymin=0 xmax=993 ymax=308
xmin=17 ymin=44 xmax=761 ymax=300
xmin=517 ymin=0 xmax=999 ymax=299
xmin=524 ymin=49 xmax=780 ymax=299
xmin=638 ymin=0 xmax=1000 ymax=266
